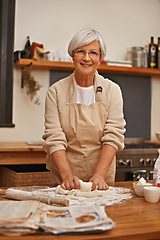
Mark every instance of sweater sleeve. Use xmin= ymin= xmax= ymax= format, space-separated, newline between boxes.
xmin=101 ymin=82 xmax=126 ymax=151
xmin=42 ymin=87 xmax=67 ymax=155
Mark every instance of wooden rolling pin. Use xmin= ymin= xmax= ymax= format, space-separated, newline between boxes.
xmin=0 ymin=189 xmax=6 ymax=195
xmin=4 ymin=188 xmax=69 ymax=206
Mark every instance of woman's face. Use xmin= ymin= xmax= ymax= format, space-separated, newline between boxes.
xmin=72 ymin=40 xmax=101 ymax=77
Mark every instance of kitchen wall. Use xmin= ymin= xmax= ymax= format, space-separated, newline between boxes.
xmin=0 ymin=0 xmax=160 ymax=142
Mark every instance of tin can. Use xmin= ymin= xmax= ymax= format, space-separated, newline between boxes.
xmin=131 ymin=47 xmax=147 ymax=68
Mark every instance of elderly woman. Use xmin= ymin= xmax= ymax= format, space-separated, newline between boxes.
xmin=43 ymin=29 xmax=126 ymax=191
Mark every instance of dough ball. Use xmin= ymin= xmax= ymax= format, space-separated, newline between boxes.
xmin=55 ymin=185 xmax=69 ymax=195
xmin=79 ymin=180 xmax=92 ymax=192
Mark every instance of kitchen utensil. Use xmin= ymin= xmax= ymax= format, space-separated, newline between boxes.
xmin=4 ymin=188 xmax=69 ymax=206
xmin=0 ymin=189 xmax=6 ymax=195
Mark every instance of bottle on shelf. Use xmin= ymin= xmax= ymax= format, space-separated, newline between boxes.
xmin=157 ymin=37 xmax=160 ymax=69
xmin=148 ymin=36 xmax=157 ymax=68
xmin=153 ymin=149 xmax=160 ymax=187
xmin=21 ymin=36 xmax=31 ymax=59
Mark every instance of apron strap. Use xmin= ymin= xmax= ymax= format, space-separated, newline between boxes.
xmin=66 ymin=72 xmax=77 ymax=103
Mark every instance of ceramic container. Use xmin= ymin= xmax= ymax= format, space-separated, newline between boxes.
xmin=144 ymin=186 xmax=160 ymax=203
xmin=133 ymin=182 xmax=152 ymax=197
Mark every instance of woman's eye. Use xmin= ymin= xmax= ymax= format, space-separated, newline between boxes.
xmin=77 ymin=50 xmax=84 ymax=53
xmin=90 ymin=51 xmax=98 ymax=55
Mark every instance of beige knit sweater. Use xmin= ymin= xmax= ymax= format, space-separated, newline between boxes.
xmin=43 ymin=71 xmax=126 ymax=169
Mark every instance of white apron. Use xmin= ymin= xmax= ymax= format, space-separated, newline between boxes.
xmin=50 ymin=77 xmax=116 ymax=186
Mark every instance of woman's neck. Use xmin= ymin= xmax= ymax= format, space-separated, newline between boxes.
xmin=75 ymin=71 xmax=95 ymax=87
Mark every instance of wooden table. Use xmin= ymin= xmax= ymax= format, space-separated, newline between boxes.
xmin=0 ymin=181 xmax=160 ymax=240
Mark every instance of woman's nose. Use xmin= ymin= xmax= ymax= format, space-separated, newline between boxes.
xmin=83 ymin=52 xmax=91 ymax=60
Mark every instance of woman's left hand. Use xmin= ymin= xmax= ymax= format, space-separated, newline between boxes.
xmin=89 ymin=175 xmax=109 ymax=191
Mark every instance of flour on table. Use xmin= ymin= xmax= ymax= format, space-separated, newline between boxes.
xmin=55 ymin=180 xmax=116 ymax=198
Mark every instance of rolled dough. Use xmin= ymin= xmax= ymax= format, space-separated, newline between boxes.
xmin=55 ymin=180 xmax=116 ymax=198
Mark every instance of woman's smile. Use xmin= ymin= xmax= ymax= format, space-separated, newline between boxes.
xmin=80 ymin=63 xmax=92 ymax=67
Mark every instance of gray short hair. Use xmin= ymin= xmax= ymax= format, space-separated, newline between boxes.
xmin=68 ymin=29 xmax=106 ymax=60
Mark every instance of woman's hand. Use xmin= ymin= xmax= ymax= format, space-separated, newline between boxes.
xmin=61 ymin=176 xmax=80 ymax=190
xmin=89 ymin=175 xmax=109 ymax=191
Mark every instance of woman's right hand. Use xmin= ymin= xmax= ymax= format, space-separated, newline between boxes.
xmin=61 ymin=176 xmax=80 ymax=190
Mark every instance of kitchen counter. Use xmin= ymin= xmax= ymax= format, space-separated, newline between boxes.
xmin=0 ymin=181 xmax=159 ymax=240
xmin=1 ymin=141 xmax=160 ymax=166
xmin=0 ymin=142 xmax=46 ymax=165
xmin=0 ymin=142 xmax=43 ymax=152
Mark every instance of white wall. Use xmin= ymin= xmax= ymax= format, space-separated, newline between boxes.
xmin=1 ymin=0 xmax=160 ymax=142
xmin=14 ymin=0 xmax=160 ymax=60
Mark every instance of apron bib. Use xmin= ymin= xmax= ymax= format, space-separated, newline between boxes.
xmin=50 ymin=80 xmax=116 ymax=186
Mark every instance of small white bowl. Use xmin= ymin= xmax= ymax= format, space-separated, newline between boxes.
xmin=133 ymin=182 xmax=152 ymax=197
xmin=144 ymin=186 xmax=160 ymax=203
xmin=156 ymin=132 xmax=160 ymax=141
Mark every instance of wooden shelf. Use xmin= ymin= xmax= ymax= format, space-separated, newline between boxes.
xmin=14 ymin=58 xmax=160 ymax=77
xmin=14 ymin=59 xmax=75 ymax=71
